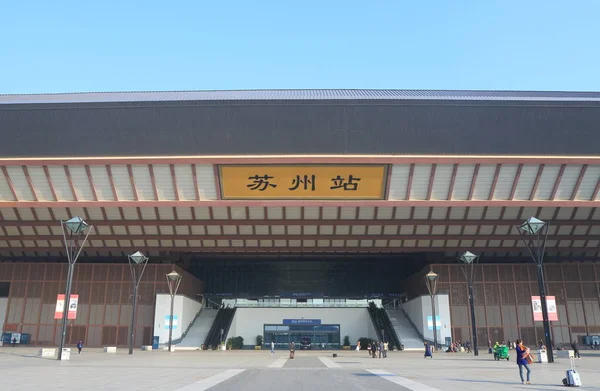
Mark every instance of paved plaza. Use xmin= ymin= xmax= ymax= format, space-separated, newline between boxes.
xmin=1 ymin=348 xmax=599 ymax=390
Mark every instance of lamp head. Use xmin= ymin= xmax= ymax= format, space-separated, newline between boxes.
xmin=64 ymin=216 xmax=90 ymax=234
xmin=459 ymin=251 xmax=478 ymax=264
xmin=519 ymin=217 xmax=546 ymax=235
xmin=129 ymin=251 xmax=148 ymax=264
xmin=167 ymin=271 xmax=181 ymax=281
xmin=425 ymin=271 xmax=438 ymax=281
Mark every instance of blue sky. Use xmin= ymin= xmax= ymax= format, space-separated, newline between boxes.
xmin=1 ymin=1 xmax=599 ymax=93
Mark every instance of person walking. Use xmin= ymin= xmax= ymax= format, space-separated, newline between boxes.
xmin=270 ymin=340 xmax=275 ymax=355
xmin=76 ymin=340 xmax=83 ymax=354
xmin=424 ymin=341 xmax=433 ymax=359
xmin=515 ymin=339 xmax=532 ymax=385
xmin=289 ymin=341 xmax=295 ymax=359
xmin=356 ymin=341 xmax=361 ymax=352
xmin=571 ymin=340 xmax=580 ymax=359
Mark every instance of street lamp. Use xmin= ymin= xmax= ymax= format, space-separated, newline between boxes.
xmin=57 ymin=216 xmax=93 ymax=360
xmin=459 ymin=251 xmax=479 ymax=356
xmin=424 ymin=271 xmax=439 ymax=350
xmin=166 ymin=270 xmax=182 ymax=352
xmin=127 ymin=251 xmax=149 ymax=355
xmin=517 ymin=216 xmax=554 ymax=363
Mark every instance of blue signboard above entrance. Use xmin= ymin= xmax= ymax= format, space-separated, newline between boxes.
xmin=282 ymin=319 xmax=321 ymax=325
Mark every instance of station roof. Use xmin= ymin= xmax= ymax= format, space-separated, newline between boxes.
xmin=2 ymin=89 xmax=600 ymax=158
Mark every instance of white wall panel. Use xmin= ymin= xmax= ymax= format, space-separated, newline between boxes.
xmin=513 ymin=164 xmax=539 ymax=200
xmin=68 ymin=166 xmax=95 ymax=200
xmin=449 ymin=207 xmax=466 ymax=219
xmin=47 ymin=166 xmax=75 ymax=201
xmin=394 ymin=207 xmax=411 ymax=219
xmin=212 ymin=207 xmax=228 ymax=219
xmin=110 ymin=165 xmax=135 ymax=200
xmin=304 ymin=206 xmax=319 ymax=219
xmin=554 ymin=165 xmax=582 ymax=200
xmin=27 ymin=166 xmax=54 ymax=201
xmin=153 ymin=164 xmax=177 ymax=200
xmin=140 ymin=207 xmax=157 ymax=219
xmin=33 ymin=207 xmax=51 ymax=220
xmin=194 ymin=207 xmax=211 ymax=220
xmin=340 ymin=207 xmax=356 ymax=219
xmin=158 ymin=207 xmax=175 ymax=219
xmin=131 ymin=165 xmax=154 ymax=200
xmin=430 ymin=164 xmax=453 ymax=200
xmin=6 ymin=166 xmax=35 ymax=200
xmin=451 ymin=164 xmax=475 ymax=200
xmin=322 ymin=207 xmax=338 ymax=219
xmin=0 ymin=169 xmax=16 ymax=201
xmin=89 ymin=165 xmax=114 ymax=201
xmin=285 ymin=207 xmax=301 ymax=219
xmin=195 ymin=164 xmax=217 ymax=200
xmin=575 ymin=165 xmax=600 ymax=200
xmin=264 ymin=206 xmax=281 ymax=219
xmin=173 ymin=164 xmax=196 ymax=200
xmin=409 ymin=164 xmax=432 ymax=200
xmin=104 ymin=207 xmax=121 ymax=220
xmin=16 ymin=208 xmax=34 ymax=220
xmin=431 ymin=207 xmax=448 ymax=220
xmin=376 ymin=207 xmax=393 ymax=219
xmin=533 ymin=164 xmax=560 ymax=200
xmin=472 ymin=164 xmax=496 ymax=200
xmin=230 ymin=206 xmax=246 ymax=219
xmin=388 ymin=164 xmax=410 ymax=200
xmin=493 ymin=164 xmax=519 ymax=200
xmin=358 ymin=206 xmax=375 ymax=219
xmin=175 ymin=207 xmax=192 ymax=219
xmin=481 ymin=207 xmax=498 ymax=219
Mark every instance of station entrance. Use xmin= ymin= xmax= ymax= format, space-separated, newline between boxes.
xmin=264 ymin=323 xmax=341 ymax=350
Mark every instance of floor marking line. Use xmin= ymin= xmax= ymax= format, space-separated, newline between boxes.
xmin=268 ymin=358 xmax=288 ymax=368
xmin=174 ymin=369 xmax=245 ymax=391
xmin=367 ymin=369 xmax=441 ymax=391
xmin=318 ymin=356 xmax=342 ymax=368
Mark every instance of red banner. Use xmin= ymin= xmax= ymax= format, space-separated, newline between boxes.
xmin=531 ymin=296 xmax=558 ymax=322
xmin=54 ymin=294 xmax=79 ymax=320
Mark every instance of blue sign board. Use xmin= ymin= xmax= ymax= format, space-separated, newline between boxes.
xmin=164 ymin=315 xmax=179 ymax=330
xmin=283 ymin=319 xmax=321 ymax=325
xmin=427 ymin=316 xmax=441 ymax=330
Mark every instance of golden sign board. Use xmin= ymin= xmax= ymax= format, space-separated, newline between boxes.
xmin=219 ymin=165 xmax=388 ymax=200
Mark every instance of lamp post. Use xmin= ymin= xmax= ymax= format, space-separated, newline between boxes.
xmin=57 ymin=216 xmax=93 ymax=360
xmin=459 ymin=251 xmax=479 ymax=356
xmin=517 ymin=217 xmax=554 ymax=363
xmin=424 ymin=271 xmax=439 ymax=350
xmin=127 ymin=251 xmax=149 ymax=355
xmin=166 ymin=270 xmax=182 ymax=352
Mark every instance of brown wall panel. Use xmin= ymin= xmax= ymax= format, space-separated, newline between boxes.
xmin=417 ymin=262 xmax=600 ymax=348
xmin=1 ymin=263 xmax=203 ymax=347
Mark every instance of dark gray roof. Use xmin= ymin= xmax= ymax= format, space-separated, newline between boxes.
xmin=2 ymin=89 xmax=600 ymax=104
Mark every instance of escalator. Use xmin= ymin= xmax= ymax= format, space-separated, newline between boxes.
xmin=202 ymin=307 xmax=237 ymax=350
xmin=368 ymin=302 xmax=403 ymax=351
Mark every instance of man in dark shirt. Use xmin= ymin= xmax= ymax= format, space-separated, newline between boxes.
xmin=571 ymin=340 xmax=580 ymax=359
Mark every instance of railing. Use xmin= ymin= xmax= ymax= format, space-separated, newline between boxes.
xmin=233 ymin=302 xmax=369 ymax=308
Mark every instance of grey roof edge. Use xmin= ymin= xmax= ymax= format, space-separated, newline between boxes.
xmin=2 ymin=89 xmax=600 ymax=104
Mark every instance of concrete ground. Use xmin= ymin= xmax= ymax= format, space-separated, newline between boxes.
xmin=1 ymin=347 xmax=599 ymax=391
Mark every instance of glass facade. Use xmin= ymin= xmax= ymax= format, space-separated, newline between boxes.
xmin=264 ymin=324 xmax=341 ymax=349
xmin=405 ymin=263 xmax=600 ymax=348
xmin=0 ymin=263 xmax=204 ymax=347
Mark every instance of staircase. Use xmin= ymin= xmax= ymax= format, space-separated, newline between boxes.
xmin=178 ymin=308 xmax=218 ymax=348
xmin=386 ymin=309 xmax=423 ymax=350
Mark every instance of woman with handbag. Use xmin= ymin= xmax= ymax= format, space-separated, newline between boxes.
xmin=515 ymin=339 xmax=532 ymax=384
